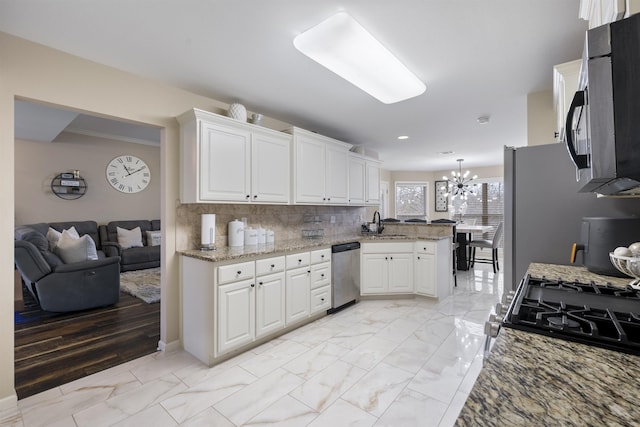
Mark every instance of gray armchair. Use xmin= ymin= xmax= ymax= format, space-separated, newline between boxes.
xmin=14 ymin=226 xmax=120 ymax=312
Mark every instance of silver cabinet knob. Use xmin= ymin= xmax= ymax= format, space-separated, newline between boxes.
xmin=484 ymin=321 xmax=500 ymax=338
xmin=489 ymin=313 xmax=503 ymax=323
xmin=495 ymin=303 xmax=508 ymax=316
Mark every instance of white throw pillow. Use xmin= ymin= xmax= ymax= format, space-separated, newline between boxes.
xmin=145 ymin=230 xmax=161 ymax=247
xmin=46 ymin=226 xmax=79 ymax=251
xmin=117 ymin=226 xmax=143 ymax=249
xmin=55 ymin=233 xmax=98 ymax=263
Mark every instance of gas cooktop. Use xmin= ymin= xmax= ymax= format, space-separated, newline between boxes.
xmin=502 ymin=275 xmax=640 ymax=355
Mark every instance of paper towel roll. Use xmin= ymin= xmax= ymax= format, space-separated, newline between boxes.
xmin=228 ymin=219 xmax=244 ymax=247
xmin=201 ymin=214 xmax=216 ymax=249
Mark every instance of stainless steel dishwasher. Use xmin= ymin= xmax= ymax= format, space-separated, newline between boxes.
xmin=329 ymin=241 xmax=361 ymax=313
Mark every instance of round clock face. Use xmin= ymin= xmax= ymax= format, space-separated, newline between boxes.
xmin=106 ymin=155 xmax=150 ymax=193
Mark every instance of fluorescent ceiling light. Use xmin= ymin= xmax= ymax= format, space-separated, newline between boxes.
xmin=294 ymin=12 xmax=426 ymax=104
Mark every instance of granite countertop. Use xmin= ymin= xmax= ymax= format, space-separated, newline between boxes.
xmin=456 ymin=263 xmax=640 ymax=426
xmin=179 ymin=233 xmax=448 ymax=263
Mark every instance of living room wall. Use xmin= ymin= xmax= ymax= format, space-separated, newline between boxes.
xmin=15 ymin=133 xmax=161 ymax=225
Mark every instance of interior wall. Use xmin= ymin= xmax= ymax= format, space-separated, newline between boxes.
xmin=15 ymin=134 xmax=161 ymax=225
xmin=387 ymin=166 xmax=504 ymax=220
xmin=527 ymin=89 xmax=557 ymax=146
xmin=0 ymin=31 xmax=293 ymax=409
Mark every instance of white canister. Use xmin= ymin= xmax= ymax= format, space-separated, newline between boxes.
xmin=256 ymin=228 xmax=266 ymax=245
xmin=244 ymin=227 xmax=258 ymax=246
xmin=228 ymin=219 xmax=244 ymax=247
xmin=266 ymin=229 xmax=275 ymax=244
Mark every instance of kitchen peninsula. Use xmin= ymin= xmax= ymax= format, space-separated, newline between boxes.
xmin=456 ymin=263 xmax=640 ymax=426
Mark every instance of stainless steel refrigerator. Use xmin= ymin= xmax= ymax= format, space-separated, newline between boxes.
xmin=504 ymin=143 xmax=640 ymax=290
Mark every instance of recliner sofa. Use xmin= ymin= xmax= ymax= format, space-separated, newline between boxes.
xmin=99 ymin=220 xmax=161 ymax=272
xmin=14 ymin=221 xmax=121 ymax=312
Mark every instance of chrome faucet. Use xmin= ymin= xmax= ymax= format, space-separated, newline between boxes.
xmin=372 ymin=210 xmax=384 ymax=234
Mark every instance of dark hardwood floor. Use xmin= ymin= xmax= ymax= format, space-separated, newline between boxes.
xmin=14 ymin=287 xmax=160 ymax=400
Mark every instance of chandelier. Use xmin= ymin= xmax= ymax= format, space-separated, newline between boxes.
xmin=442 ymin=159 xmax=478 ymax=200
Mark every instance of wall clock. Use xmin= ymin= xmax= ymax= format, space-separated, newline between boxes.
xmin=106 ymin=155 xmax=150 ymax=193
xmin=435 ymin=180 xmax=449 ymax=212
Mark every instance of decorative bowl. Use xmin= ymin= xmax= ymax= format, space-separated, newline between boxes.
xmin=609 ymin=252 xmax=640 ymax=287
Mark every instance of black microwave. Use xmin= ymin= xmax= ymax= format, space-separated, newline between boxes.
xmin=565 ymin=13 xmax=640 ymax=195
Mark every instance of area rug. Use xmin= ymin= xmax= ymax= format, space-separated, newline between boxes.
xmin=120 ymin=267 xmax=161 ymax=304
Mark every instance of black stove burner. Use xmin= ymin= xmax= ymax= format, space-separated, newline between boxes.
xmin=502 ymin=275 xmax=640 ymax=355
xmin=547 ymin=316 xmax=581 ymax=329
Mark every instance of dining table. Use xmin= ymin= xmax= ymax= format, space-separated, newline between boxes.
xmin=455 ymin=224 xmax=493 ymax=271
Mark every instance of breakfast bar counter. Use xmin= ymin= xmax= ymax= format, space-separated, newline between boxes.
xmin=456 ymin=263 xmax=640 ymax=426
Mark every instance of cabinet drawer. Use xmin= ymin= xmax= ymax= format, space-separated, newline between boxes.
xmin=311 ymin=263 xmax=331 ymax=289
xmin=310 ymin=248 xmax=331 ymax=264
xmin=361 ymin=242 xmax=414 ymax=254
xmin=311 ymin=286 xmax=331 ymax=314
xmin=286 ymin=252 xmax=310 ymax=269
xmin=256 ymin=256 xmax=285 ymax=276
xmin=415 ymin=241 xmax=436 ymax=254
xmin=218 ymin=261 xmax=255 ymax=285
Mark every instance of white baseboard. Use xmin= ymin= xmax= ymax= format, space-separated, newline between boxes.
xmin=0 ymin=392 xmax=18 ymax=412
xmin=157 ymin=339 xmax=181 ymax=353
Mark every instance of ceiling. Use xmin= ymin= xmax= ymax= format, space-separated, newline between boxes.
xmin=0 ymin=0 xmax=588 ymax=171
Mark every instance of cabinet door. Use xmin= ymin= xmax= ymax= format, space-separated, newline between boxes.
xmin=256 ymin=272 xmax=285 ymax=338
xmin=361 ymin=253 xmax=388 ymax=294
xmin=285 ymin=267 xmax=310 ymax=325
xmin=348 ymin=155 xmax=366 ymax=205
xmin=200 ymin=121 xmax=251 ymax=202
xmin=388 ymin=253 xmax=414 ymax=293
xmin=365 ymin=161 xmax=380 ymax=205
xmin=294 ymin=135 xmax=326 ymax=203
xmin=218 ymin=279 xmax=255 ymax=354
xmin=252 ymin=132 xmax=290 ymax=203
xmin=415 ymin=253 xmax=436 ymax=296
xmin=325 ymin=145 xmax=349 ymax=204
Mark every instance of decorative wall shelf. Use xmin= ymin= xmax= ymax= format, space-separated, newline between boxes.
xmin=51 ymin=173 xmax=87 ymax=200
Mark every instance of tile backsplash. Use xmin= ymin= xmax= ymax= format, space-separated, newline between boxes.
xmin=176 ymin=203 xmax=373 ymax=250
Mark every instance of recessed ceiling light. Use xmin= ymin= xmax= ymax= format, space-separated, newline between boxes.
xmin=477 ymin=115 xmax=490 ymax=124
xmin=293 ymin=12 xmax=426 ymax=104
xmin=438 ymin=151 xmax=454 ymax=155
xmin=397 ymin=135 xmax=409 ymax=140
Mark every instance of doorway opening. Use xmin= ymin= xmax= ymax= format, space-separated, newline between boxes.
xmin=13 ymin=98 xmax=163 ymax=399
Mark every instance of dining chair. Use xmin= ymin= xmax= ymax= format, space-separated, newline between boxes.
xmin=468 ymin=222 xmax=504 ymax=273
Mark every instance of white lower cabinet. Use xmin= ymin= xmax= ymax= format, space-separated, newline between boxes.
xmin=255 ymin=271 xmax=285 ymax=338
xmin=414 ymin=240 xmax=452 ymax=298
xmin=361 ymin=242 xmax=414 ymax=295
xmin=361 ymin=240 xmax=451 ymax=298
xmin=285 ymin=266 xmax=311 ymax=325
xmin=310 ymin=248 xmax=331 ymax=314
xmin=218 ymin=278 xmax=255 ymax=354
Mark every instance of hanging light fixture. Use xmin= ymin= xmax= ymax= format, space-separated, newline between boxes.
xmin=442 ymin=159 xmax=478 ymax=200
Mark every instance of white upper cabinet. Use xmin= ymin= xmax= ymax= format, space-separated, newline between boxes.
xmin=553 ymin=59 xmax=582 ymax=143
xmin=365 ymin=160 xmax=381 ymax=205
xmin=251 ymin=132 xmax=290 ymax=203
xmin=348 ymin=154 xmax=366 ymax=205
xmin=178 ymin=108 xmax=291 ymax=204
xmin=288 ymin=127 xmax=352 ymax=205
xmin=349 ymin=153 xmax=381 ymax=206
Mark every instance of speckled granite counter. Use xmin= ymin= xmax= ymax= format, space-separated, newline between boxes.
xmin=179 ymin=233 xmax=449 ymax=263
xmin=456 ymin=263 xmax=640 ymax=426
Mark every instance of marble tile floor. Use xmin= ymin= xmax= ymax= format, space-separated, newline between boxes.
xmin=2 ymin=263 xmax=503 ymax=427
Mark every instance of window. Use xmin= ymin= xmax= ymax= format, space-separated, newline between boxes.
xmin=464 ymin=180 xmax=504 ymax=243
xmin=395 ymin=182 xmax=428 ymax=221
